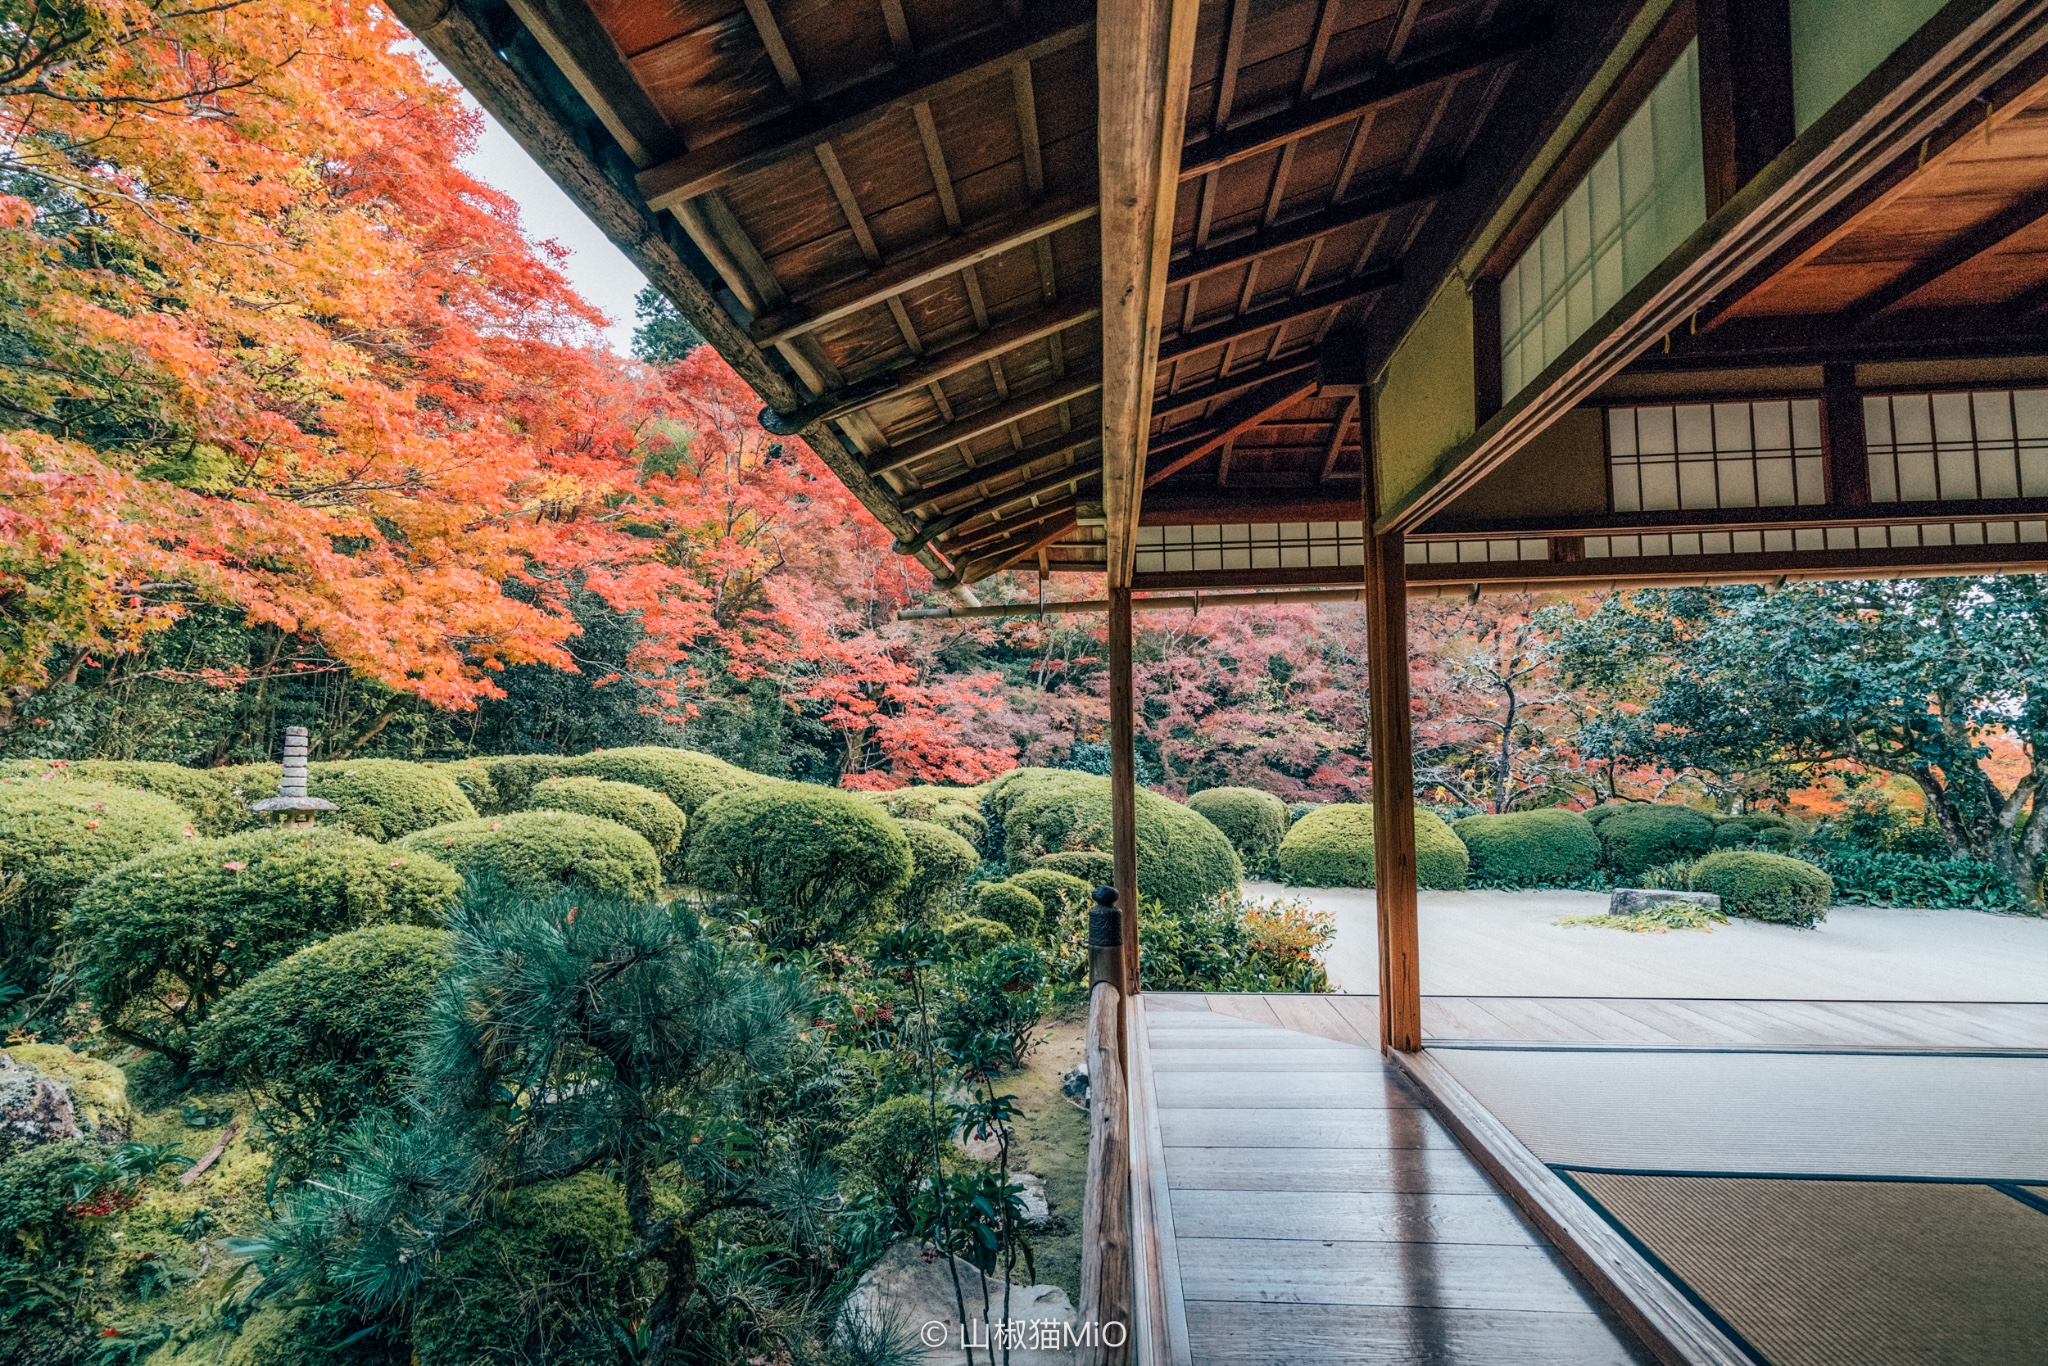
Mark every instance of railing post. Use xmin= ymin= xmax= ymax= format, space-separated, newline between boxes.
xmin=1107 ymin=584 xmax=1141 ymax=996
xmin=1080 ymin=980 xmax=1132 ymax=1365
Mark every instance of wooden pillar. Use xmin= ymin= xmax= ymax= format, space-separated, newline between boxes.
xmin=1823 ymin=362 xmax=1872 ymax=508
xmin=1364 ymin=527 xmax=1422 ymax=1052
xmin=1108 ymin=585 xmax=1141 ymax=996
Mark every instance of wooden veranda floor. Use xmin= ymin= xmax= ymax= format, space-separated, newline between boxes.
xmin=1127 ymin=993 xmax=2048 ymax=1366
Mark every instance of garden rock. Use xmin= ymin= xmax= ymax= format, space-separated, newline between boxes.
xmin=1609 ymin=888 xmax=1722 ymax=917
xmin=0 ymin=1051 xmax=80 ymax=1150
xmin=1014 ymin=1171 xmax=1053 ymax=1228
xmin=1062 ymin=1061 xmax=1089 ymax=1111
xmin=841 ymin=1240 xmax=1077 ymax=1364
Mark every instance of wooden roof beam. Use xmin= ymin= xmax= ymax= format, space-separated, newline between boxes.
xmin=871 ymin=372 xmax=1101 ymax=476
xmin=1155 ymin=354 xmax=1322 ymax=423
xmin=947 ymin=494 xmax=1086 ymax=556
xmin=1098 ymin=0 xmax=1202 ymax=585
xmin=907 ymin=431 xmax=1101 ymax=512
xmin=637 ymin=0 xmax=1094 ymax=210
xmin=939 ymin=459 xmax=1103 ymax=526
xmin=1849 ymin=185 xmax=2048 ymax=325
xmin=959 ymin=514 xmax=1084 ymax=580
xmin=749 ymin=191 xmax=1099 ymax=349
xmin=1176 ymin=14 xmax=1551 ymax=181
xmin=1144 ymin=368 xmax=1325 ymax=487
xmin=1168 ymin=171 xmax=1457 ymax=287
xmin=1157 ymin=271 xmax=1399 ymax=365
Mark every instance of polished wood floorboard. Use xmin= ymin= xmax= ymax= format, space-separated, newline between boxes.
xmin=1140 ymin=1003 xmax=1651 ymax=1365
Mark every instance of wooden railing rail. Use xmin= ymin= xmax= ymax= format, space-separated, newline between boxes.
xmin=1079 ymin=980 xmax=1132 ymax=1365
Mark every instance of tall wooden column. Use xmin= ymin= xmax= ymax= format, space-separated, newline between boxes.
xmin=1108 ymin=585 xmax=1141 ymax=995
xmin=1364 ymin=527 xmax=1422 ymax=1051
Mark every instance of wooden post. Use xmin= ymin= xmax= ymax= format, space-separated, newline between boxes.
xmin=1108 ymin=585 xmax=1141 ymax=996
xmin=1079 ymin=981 xmax=1132 ymax=1365
xmin=1364 ymin=525 xmax=1422 ymax=1052
xmin=1698 ymin=0 xmax=1796 ymax=215
xmin=1823 ymin=362 xmax=1872 ymax=508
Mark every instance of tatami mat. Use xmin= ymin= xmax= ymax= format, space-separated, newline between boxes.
xmin=1434 ymin=1048 xmax=2048 ymax=1179
xmin=1566 ymin=1173 xmax=2048 ymax=1366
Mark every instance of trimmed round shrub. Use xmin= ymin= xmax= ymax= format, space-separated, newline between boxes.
xmin=870 ymin=786 xmax=990 ymax=849
xmin=1712 ymin=812 xmax=1797 ymax=851
xmin=427 ymin=759 xmax=501 ymax=815
xmin=0 ymin=759 xmax=241 ymax=834
xmin=971 ymin=881 xmax=1045 ymax=939
xmin=0 ymin=780 xmax=196 ymax=989
xmin=898 ymin=818 xmax=980 ymax=923
xmin=1452 ymin=808 xmax=1602 ymax=886
xmin=1689 ymin=850 xmax=1833 ymax=927
xmin=1008 ymin=868 xmax=1093 ymax=920
xmin=527 ymin=776 xmax=685 ymax=873
xmin=943 ymin=917 xmax=1014 ymax=959
xmin=837 ymin=1093 xmax=944 ymax=1226
xmin=224 ymin=759 xmax=477 ymax=841
xmin=1187 ymin=786 xmax=1288 ymax=874
xmin=66 ymin=829 xmax=462 ymax=1062
xmin=477 ymin=754 xmax=575 ymax=812
xmin=1277 ymin=803 xmax=1469 ymax=889
xmin=1032 ymin=849 xmax=1114 ymax=886
xmin=994 ymin=769 xmax=1241 ymax=913
xmin=196 ymin=924 xmax=452 ymax=1170
xmin=568 ymin=746 xmax=764 ymax=848
xmin=1596 ymin=803 xmax=1716 ymax=880
xmin=409 ymin=1171 xmax=629 ymax=1366
xmin=688 ymin=784 xmax=912 ymax=946
xmin=395 ymin=811 xmax=661 ymax=902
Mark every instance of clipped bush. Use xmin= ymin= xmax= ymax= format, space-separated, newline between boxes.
xmin=837 ymin=1093 xmax=943 ymax=1227
xmin=66 ymin=829 xmax=462 ymax=1063
xmin=409 ymin=1171 xmax=629 ymax=1366
xmin=1032 ymin=849 xmax=1114 ymax=886
xmin=688 ymin=784 xmax=912 ymax=946
xmin=1689 ymin=850 xmax=1833 ymax=927
xmin=0 ymin=781 xmax=196 ymax=989
xmin=938 ymin=940 xmax=1049 ymax=1064
xmin=1187 ymin=786 xmax=1289 ymax=874
xmin=897 ymin=819 xmax=980 ymax=923
xmin=197 ymin=925 xmax=452 ymax=1170
xmin=568 ymin=747 xmax=764 ymax=848
xmin=226 ymin=759 xmax=477 ymax=841
xmin=0 ymin=759 xmax=242 ymax=834
xmin=942 ymin=917 xmax=1014 ymax=960
xmin=395 ymin=811 xmax=661 ymax=901
xmin=477 ymin=754 xmax=576 ymax=812
xmin=1712 ymin=812 xmax=1797 ymax=851
xmin=1804 ymin=846 xmax=2023 ymax=913
xmin=527 ymin=776 xmax=686 ymax=873
xmin=427 ymin=759 xmax=501 ymax=815
xmin=1277 ymin=803 xmax=1469 ymax=889
xmin=1452 ymin=808 xmax=1603 ymax=886
xmin=993 ymin=768 xmax=1241 ymax=913
xmin=1596 ymin=803 xmax=1717 ymax=879
xmin=870 ymin=786 xmax=990 ymax=849
xmin=1007 ymin=868 xmax=1093 ymax=919
xmin=970 ymin=881 xmax=1045 ymax=940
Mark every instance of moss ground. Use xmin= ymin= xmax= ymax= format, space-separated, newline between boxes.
xmin=1004 ymin=1005 xmax=1088 ymax=1301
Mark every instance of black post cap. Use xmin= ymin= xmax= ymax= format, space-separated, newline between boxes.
xmin=1088 ymin=884 xmax=1122 ymax=948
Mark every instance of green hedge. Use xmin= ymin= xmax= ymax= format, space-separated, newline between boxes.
xmin=837 ymin=1093 xmax=944 ymax=1227
xmin=991 ymin=768 xmax=1241 ymax=913
xmin=396 ymin=812 xmax=661 ymax=902
xmin=1803 ymin=846 xmax=2023 ymax=913
xmin=197 ymin=924 xmax=451 ymax=1170
xmin=942 ymin=917 xmax=1014 ymax=959
xmin=1007 ymin=868 xmax=1093 ymax=919
xmin=410 ymin=1172 xmax=628 ymax=1366
xmin=0 ymin=759 xmax=241 ymax=834
xmin=688 ymin=784 xmax=912 ymax=947
xmin=527 ymin=776 xmax=686 ymax=874
xmin=1452 ymin=808 xmax=1602 ymax=886
xmin=1187 ymin=787 xmax=1289 ymax=874
xmin=0 ymin=780 xmax=196 ymax=991
xmin=897 ymin=818 xmax=980 ymax=923
xmin=1032 ymin=850 xmax=1113 ymax=886
xmin=1712 ymin=812 xmax=1797 ymax=851
xmin=226 ymin=759 xmax=477 ymax=841
xmin=1594 ymin=803 xmax=1717 ymax=879
xmin=67 ymin=829 xmax=461 ymax=1061
xmin=483 ymin=747 xmax=764 ymax=854
xmin=970 ymin=881 xmax=1045 ymax=939
xmin=1689 ymin=850 xmax=1833 ymax=927
xmin=1277 ymin=803 xmax=1469 ymax=889
xmin=426 ymin=759 xmax=500 ymax=815
xmin=869 ymin=786 xmax=990 ymax=849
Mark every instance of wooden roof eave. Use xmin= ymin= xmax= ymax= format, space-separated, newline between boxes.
xmin=388 ymin=0 xmax=971 ymax=588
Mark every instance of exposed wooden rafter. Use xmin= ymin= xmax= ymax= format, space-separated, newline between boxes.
xmin=906 ymin=431 xmax=1102 ymax=511
xmin=1157 ymin=273 xmax=1398 ymax=364
xmin=1145 ymin=369 xmax=1325 ymax=487
xmin=1167 ymin=172 xmax=1456 ymax=286
xmin=871 ymin=372 xmax=1101 ymax=476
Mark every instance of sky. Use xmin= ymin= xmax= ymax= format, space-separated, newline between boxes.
xmin=443 ymin=69 xmax=650 ymax=355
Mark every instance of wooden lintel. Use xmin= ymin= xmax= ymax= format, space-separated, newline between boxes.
xmin=749 ymin=191 xmax=1100 ymax=349
xmin=1144 ymin=370 xmax=1323 ymax=487
xmin=908 ymin=431 xmax=1102 ymax=511
xmin=637 ymin=2 xmax=1095 ymax=210
xmin=1141 ymin=490 xmax=1366 ymax=523
xmin=1417 ymin=494 xmax=2048 ymax=540
xmin=1176 ymin=16 xmax=1550 ymax=181
xmin=871 ymin=372 xmax=1101 ymax=476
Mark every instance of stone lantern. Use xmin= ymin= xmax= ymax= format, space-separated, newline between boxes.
xmin=247 ymin=726 xmax=337 ymax=829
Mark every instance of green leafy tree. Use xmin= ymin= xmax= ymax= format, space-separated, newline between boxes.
xmin=1556 ymin=578 xmax=2048 ymax=911
xmin=631 ymin=285 xmax=704 ymax=365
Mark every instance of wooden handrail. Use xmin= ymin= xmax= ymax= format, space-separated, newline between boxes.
xmin=1079 ymin=980 xmax=1132 ymax=1365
